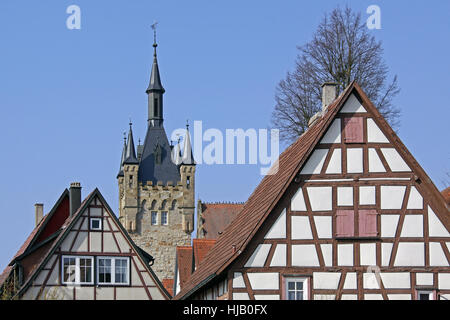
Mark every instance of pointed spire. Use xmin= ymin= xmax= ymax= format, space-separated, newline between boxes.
xmin=117 ymin=132 xmax=127 ymax=177
xmin=146 ymin=23 xmax=165 ymax=94
xmin=124 ymin=121 xmax=139 ymax=164
xmin=181 ymin=120 xmax=195 ymax=165
xmin=172 ymin=136 xmax=182 ymax=165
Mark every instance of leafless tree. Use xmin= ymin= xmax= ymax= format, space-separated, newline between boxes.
xmin=272 ymin=6 xmax=400 ymax=144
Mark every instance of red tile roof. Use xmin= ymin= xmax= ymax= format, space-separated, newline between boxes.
xmin=198 ymin=203 xmax=244 ymax=239
xmin=176 ymin=246 xmax=193 ymax=289
xmin=162 ymin=278 xmax=174 ymax=297
xmin=174 ymin=83 xmax=355 ymax=300
xmin=193 ymin=239 xmax=217 ymax=269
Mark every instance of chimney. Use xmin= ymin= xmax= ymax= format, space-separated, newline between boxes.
xmin=69 ymin=182 xmax=82 ymax=216
xmin=35 ymin=203 xmax=44 ymax=227
xmin=321 ymin=82 xmax=338 ymax=111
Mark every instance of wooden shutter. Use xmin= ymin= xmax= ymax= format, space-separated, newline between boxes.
xmin=359 ymin=210 xmax=378 ymax=237
xmin=343 ymin=117 xmax=364 ymax=143
xmin=336 ymin=210 xmax=354 ymax=237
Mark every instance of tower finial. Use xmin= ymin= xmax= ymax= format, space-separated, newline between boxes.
xmin=151 ymin=21 xmax=158 ymax=57
xmin=186 ymin=119 xmax=189 ymax=130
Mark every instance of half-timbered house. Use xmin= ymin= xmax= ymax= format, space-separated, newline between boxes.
xmin=0 ymin=183 xmax=170 ymax=300
xmin=174 ymin=82 xmax=450 ymax=301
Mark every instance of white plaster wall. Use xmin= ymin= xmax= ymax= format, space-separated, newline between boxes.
xmin=90 ymin=207 xmax=102 ymax=217
xmin=325 ymin=149 xmax=342 ymax=174
xmin=368 ymin=148 xmax=386 ymax=172
xmin=400 ymin=215 xmax=423 ymax=237
xmin=381 ymin=243 xmax=393 ymax=266
xmin=60 ymin=231 xmax=77 ymax=251
xmin=148 ymin=287 xmax=166 ymax=300
xmin=367 ymin=119 xmax=389 ymax=143
xmin=337 ymin=244 xmax=353 ymax=266
xmin=341 ymin=294 xmax=358 ymax=300
xmin=314 ymin=294 xmax=336 ymax=300
xmin=438 ymin=273 xmax=450 ymax=290
xmin=320 ymin=119 xmax=341 ymax=144
xmin=270 ymin=244 xmax=286 ymax=267
xmin=96 ymin=287 xmax=114 ymax=300
xmin=429 ymin=242 xmax=449 ymax=266
xmin=314 ymin=216 xmax=332 ymax=238
xmin=72 ymin=232 xmax=88 ymax=252
xmin=291 ymin=216 xmax=313 ymax=239
xmin=265 ymin=209 xmax=286 ymax=239
xmin=254 ymin=295 xmax=279 ymax=300
xmin=428 ymin=206 xmax=450 ymax=237
xmin=33 ymin=269 xmax=49 ymax=286
xmin=380 ymin=273 xmax=410 ymax=289
xmin=381 ymin=215 xmax=400 ymax=238
xmin=233 ymin=293 xmax=250 ymax=300
xmin=416 ymin=273 xmax=433 ymax=286
xmin=232 ymin=272 xmax=246 ymax=288
xmin=103 ymin=232 xmax=120 ymax=253
xmin=89 ymin=232 xmax=102 ymax=252
xmin=380 ymin=186 xmax=406 ymax=210
xmin=388 ymin=294 xmax=411 ymax=300
xmin=313 ymin=272 xmax=341 ymax=290
xmin=394 ymin=242 xmax=424 ymax=266
xmin=292 ymin=245 xmax=320 ymax=266
xmin=337 ymin=187 xmax=353 ymax=206
xmin=116 ymin=287 xmax=148 ymax=300
xmin=406 ymin=186 xmax=423 ymax=209
xmin=380 ymin=148 xmax=411 ymax=172
xmin=363 ymin=273 xmax=380 ymax=289
xmin=359 ymin=186 xmax=376 ymax=205
xmin=291 ymin=188 xmax=306 ymax=211
xmin=343 ymin=272 xmax=357 ymax=290
xmin=320 ymin=244 xmax=333 ymax=266
xmin=300 ymin=149 xmax=329 ymax=174
xmin=245 ymin=244 xmax=271 ymax=267
xmin=340 ymin=94 xmax=366 ymax=113
xmin=347 ymin=148 xmax=363 ymax=173
xmin=75 ymin=287 xmax=95 ymax=300
xmin=307 ymin=187 xmax=332 ymax=211
xmin=247 ymin=273 xmax=279 ymax=290
xmin=360 ymin=243 xmax=376 ymax=266
xmin=364 ymin=294 xmax=383 ymax=300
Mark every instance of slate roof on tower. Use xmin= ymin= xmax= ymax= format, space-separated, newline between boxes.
xmin=174 ymin=81 xmax=450 ymax=299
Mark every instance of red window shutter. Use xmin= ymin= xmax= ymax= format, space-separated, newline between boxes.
xmin=343 ymin=117 xmax=364 ymax=143
xmin=336 ymin=210 xmax=355 ymax=237
xmin=359 ymin=210 xmax=378 ymax=237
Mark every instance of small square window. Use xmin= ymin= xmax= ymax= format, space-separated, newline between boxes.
xmin=90 ymin=218 xmax=102 ymax=231
xmin=417 ymin=290 xmax=435 ymax=300
xmin=283 ymin=277 xmax=309 ymax=300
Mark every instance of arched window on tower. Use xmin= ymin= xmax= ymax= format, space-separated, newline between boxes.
xmin=171 ymin=200 xmax=177 ymax=210
xmin=161 ymin=200 xmax=167 ymax=210
xmin=150 ymin=200 xmax=157 ymax=210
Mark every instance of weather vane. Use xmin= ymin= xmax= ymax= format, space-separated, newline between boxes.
xmin=151 ymin=21 xmax=158 ymax=45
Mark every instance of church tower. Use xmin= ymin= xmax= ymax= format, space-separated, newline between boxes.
xmin=117 ymin=31 xmax=195 ymax=283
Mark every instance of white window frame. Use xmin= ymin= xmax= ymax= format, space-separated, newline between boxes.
xmin=96 ymin=256 xmax=130 ymax=286
xmin=90 ymin=218 xmax=102 ymax=231
xmin=61 ymin=255 xmax=94 ymax=285
xmin=151 ymin=211 xmax=158 ymax=225
xmin=284 ymin=277 xmax=309 ymax=300
xmin=161 ymin=211 xmax=168 ymax=225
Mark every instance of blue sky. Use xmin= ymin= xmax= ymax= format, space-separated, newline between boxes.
xmin=0 ymin=0 xmax=449 ymax=271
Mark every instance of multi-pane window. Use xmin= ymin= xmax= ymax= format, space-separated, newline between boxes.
xmin=62 ymin=256 xmax=94 ymax=285
xmin=161 ymin=211 xmax=168 ymax=225
xmin=285 ymin=278 xmax=308 ymax=300
xmin=97 ymin=257 xmax=129 ymax=285
xmin=151 ymin=211 xmax=158 ymax=225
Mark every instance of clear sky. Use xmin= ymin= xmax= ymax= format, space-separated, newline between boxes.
xmin=0 ymin=0 xmax=449 ymax=271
